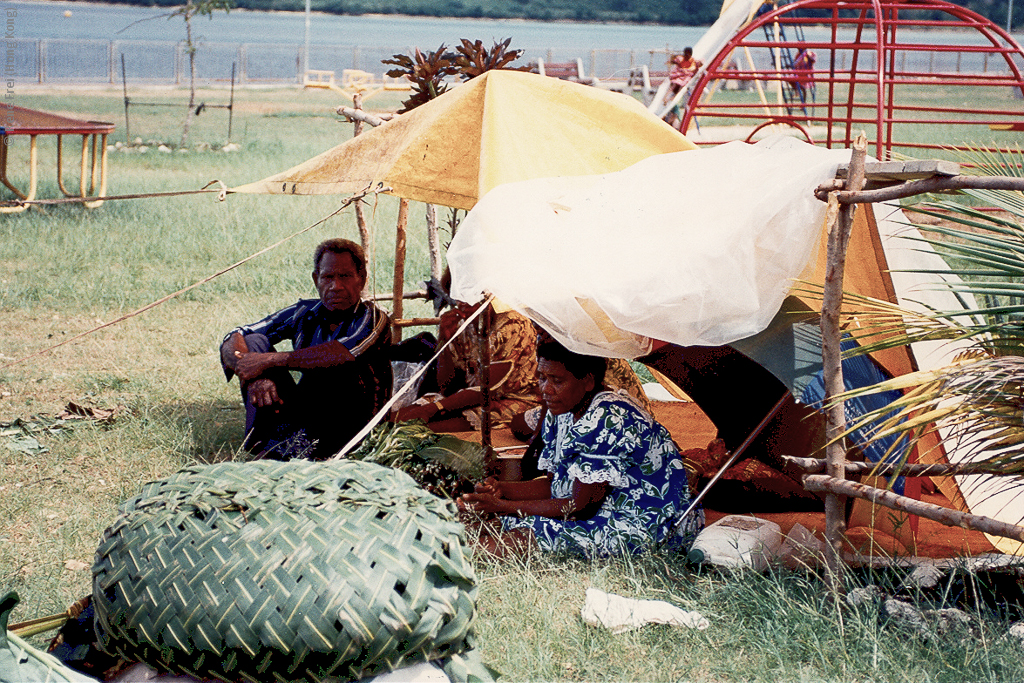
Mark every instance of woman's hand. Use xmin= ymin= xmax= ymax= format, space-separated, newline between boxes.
xmin=458 ymin=492 xmax=507 ymax=515
xmin=474 ymin=477 xmax=502 ymax=496
xmin=391 ymin=402 xmax=440 ymax=423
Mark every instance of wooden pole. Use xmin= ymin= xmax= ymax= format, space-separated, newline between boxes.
xmin=815 ymin=175 xmax=1024 ymax=204
xmin=820 ymin=133 xmax=868 ymax=595
xmin=478 ymin=303 xmax=492 ymax=457
xmin=392 ymin=198 xmax=409 ymax=342
xmin=804 ymin=475 xmax=1024 ymax=544
xmin=336 ymin=106 xmax=394 ymax=127
xmin=782 ymin=455 xmax=1019 ymax=477
xmin=350 ymin=93 xmax=372 ymax=277
xmin=426 ymin=203 xmax=442 ymax=282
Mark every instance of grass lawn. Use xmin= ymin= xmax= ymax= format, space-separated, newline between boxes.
xmin=1 ymin=83 xmax=1023 ymax=683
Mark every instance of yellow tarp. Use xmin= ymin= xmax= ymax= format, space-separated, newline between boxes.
xmin=232 ymin=70 xmax=696 ymax=210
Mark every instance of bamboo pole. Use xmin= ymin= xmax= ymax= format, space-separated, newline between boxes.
xmin=804 ymin=475 xmax=1024 ymax=543
xmin=820 ymin=133 xmax=868 ymax=594
xmin=782 ymin=455 xmax=1017 ymax=477
xmin=392 ymin=198 xmax=409 ymax=342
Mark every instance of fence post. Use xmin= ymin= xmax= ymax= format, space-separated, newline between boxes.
xmin=109 ymin=41 xmax=115 ymax=84
xmin=174 ymin=42 xmax=181 ymax=85
xmin=37 ymin=39 xmax=44 ymax=84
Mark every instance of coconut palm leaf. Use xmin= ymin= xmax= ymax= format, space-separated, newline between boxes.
xmin=806 ymin=147 xmax=1024 ymax=475
xmin=348 ymin=421 xmax=485 ymax=497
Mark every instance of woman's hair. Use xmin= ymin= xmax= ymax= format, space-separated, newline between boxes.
xmin=536 ymin=339 xmax=607 ymax=386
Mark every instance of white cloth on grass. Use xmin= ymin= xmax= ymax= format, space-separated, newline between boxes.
xmin=580 ymin=587 xmax=709 ymax=634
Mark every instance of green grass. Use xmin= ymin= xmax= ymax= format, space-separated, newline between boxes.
xmin=2 ymin=84 xmax=1023 ymax=683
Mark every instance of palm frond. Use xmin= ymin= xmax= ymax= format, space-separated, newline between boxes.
xmin=813 ymin=147 xmax=1024 ymax=474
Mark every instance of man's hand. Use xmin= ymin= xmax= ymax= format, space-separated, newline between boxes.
xmin=246 ymin=378 xmax=282 ymax=408
xmin=234 ymin=351 xmax=276 ymax=382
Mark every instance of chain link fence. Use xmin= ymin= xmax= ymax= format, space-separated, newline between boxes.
xmin=5 ymin=38 xmax=1008 ymax=86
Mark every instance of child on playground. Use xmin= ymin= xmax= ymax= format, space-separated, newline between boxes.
xmin=664 ymin=47 xmax=702 ymax=126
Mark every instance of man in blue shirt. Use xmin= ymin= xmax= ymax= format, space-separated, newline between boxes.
xmin=220 ymin=238 xmax=392 ymax=459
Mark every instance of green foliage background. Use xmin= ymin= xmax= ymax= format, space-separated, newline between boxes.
xmin=99 ymin=0 xmax=1024 ymax=31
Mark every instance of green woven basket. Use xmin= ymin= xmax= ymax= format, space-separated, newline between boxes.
xmin=92 ymin=460 xmax=481 ymax=683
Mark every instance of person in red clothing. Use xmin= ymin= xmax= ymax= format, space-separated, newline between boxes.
xmin=664 ymin=47 xmax=702 ymax=125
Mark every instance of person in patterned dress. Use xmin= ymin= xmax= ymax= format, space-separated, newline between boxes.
xmin=392 ymin=301 xmax=540 ymax=431
xmin=458 ymin=340 xmax=703 ymax=557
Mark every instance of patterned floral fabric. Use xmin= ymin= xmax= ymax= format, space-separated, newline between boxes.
xmin=503 ymin=392 xmax=703 ymax=556
xmin=604 ymin=358 xmax=653 ymax=414
xmin=453 ymin=308 xmax=540 ymax=427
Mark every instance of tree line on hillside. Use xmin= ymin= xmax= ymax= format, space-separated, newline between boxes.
xmin=95 ymin=0 xmax=1020 ymax=31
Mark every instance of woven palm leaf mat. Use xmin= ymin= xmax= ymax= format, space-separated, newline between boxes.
xmin=92 ymin=460 xmax=492 ymax=683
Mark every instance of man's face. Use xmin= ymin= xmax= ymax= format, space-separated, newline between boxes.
xmin=313 ymin=251 xmax=364 ymax=312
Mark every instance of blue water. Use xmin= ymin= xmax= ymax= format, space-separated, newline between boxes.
xmin=16 ymin=0 xmax=709 ymax=50
xmin=11 ymin=0 xmax=1022 ymax=83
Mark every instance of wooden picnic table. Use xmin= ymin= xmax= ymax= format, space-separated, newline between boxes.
xmin=0 ymin=104 xmax=115 ymax=213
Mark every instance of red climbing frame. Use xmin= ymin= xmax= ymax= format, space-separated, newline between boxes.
xmin=681 ymin=0 xmax=1024 ymax=159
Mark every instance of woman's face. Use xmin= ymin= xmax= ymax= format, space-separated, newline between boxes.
xmin=537 ymin=359 xmax=595 ymax=416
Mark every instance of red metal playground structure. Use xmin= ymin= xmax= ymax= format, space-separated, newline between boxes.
xmin=673 ymin=0 xmax=1024 ymax=159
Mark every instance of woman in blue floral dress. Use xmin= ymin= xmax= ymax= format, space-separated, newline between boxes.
xmin=459 ymin=340 xmax=703 ymax=557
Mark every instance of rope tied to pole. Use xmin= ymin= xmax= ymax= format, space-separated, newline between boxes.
xmin=0 ymin=184 xmax=389 ymax=372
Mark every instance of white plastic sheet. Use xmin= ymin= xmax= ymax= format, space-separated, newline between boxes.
xmin=448 ymin=137 xmax=851 ymax=358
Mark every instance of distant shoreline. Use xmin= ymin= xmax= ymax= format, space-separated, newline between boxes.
xmin=37 ymin=0 xmax=702 ymax=28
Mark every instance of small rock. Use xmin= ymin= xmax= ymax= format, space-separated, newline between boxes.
xmin=137 ymin=145 xmax=149 ymax=153
xmin=221 ymin=142 xmax=241 ymax=152
xmin=158 ymin=145 xmax=172 ymax=153
xmin=882 ymin=598 xmax=932 ymax=638
xmin=106 ymin=145 xmax=115 ymax=152
xmin=924 ymin=607 xmax=978 ymax=638
xmin=846 ymin=584 xmax=885 ymax=607
xmin=1002 ymin=621 xmax=1024 ymax=649
xmin=906 ymin=563 xmax=945 ymax=590
xmin=177 ymin=148 xmax=189 ymax=154
xmin=133 ymin=137 xmax=142 ymax=145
